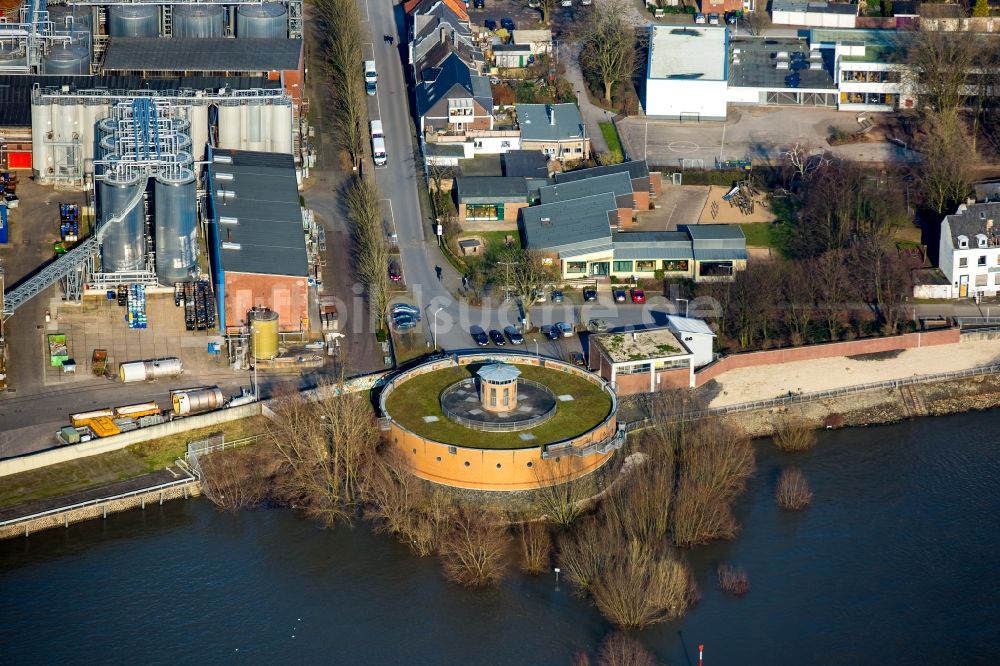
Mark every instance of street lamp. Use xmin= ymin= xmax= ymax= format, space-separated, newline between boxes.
xmin=433 ymin=306 xmax=444 ymax=350
xmin=534 ymin=339 xmax=539 ymax=358
xmin=676 ymin=298 xmax=689 ymax=318
xmin=554 ymin=567 xmax=561 ymax=591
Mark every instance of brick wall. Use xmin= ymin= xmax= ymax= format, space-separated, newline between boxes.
xmin=634 ymin=190 xmax=650 ymax=212
xmin=649 ymin=171 xmax=663 ymax=198
xmin=612 ymin=367 xmax=689 ymax=396
xmin=693 ymin=328 xmax=962 ymax=387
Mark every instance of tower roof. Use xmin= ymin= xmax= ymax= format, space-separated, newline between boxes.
xmin=477 ymin=363 xmax=521 ymax=383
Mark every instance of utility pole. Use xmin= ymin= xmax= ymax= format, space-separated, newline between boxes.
xmin=498 ymin=260 xmax=516 ymax=302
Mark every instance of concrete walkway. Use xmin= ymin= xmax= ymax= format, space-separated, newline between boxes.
xmin=559 ymin=42 xmax=614 ymax=156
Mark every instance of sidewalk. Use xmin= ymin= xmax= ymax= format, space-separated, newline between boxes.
xmin=559 ymin=42 xmax=614 ymax=155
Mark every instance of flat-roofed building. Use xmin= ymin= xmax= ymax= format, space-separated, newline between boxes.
xmin=645 ymin=25 xmax=728 ymax=120
xmin=588 ymin=327 xmax=696 ymax=394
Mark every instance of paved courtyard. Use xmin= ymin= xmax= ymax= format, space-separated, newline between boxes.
xmin=618 ymin=106 xmax=920 ymax=170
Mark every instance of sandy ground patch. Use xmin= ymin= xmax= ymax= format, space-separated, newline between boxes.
xmin=698 ymin=185 xmax=777 ymax=224
xmin=708 ymin=339 xmax=1000 ymax=407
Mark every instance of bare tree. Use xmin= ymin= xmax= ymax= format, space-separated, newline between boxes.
xmin=346 ymin=178 xmax=390 ymax=326
xmin=579 ymin=1 xmax=636 ymax=105
xmin=680 ymin=418 xmax=755 ymax=503
xmin=717 ymin=563 xmax=751 ymax=596
xmin=558 ymin=516 xmax=608 ymax=595
xmin=813 ymin=249 xmax=852 ymax=341
xmin=742 ymin=8 xmax=771 ymax=37
xmin=772 ymin=414 xmax=818 ymax=451
xmin=775 ymin=467 xmax=813 ymax=510
xmin=671 ymin=478 xmax=739 ymax=548
xmin=914 ymin=110 xmax=973 ymax=215
xmin=528 ymin=0 xmax=557 ymax=24
xmin=317 ymin=0 xmax=368 ymax=166
xmin=200 ymin=446 xmax=274 ymax=512
xmin=439 ymin=506 xmax=511 ymax=588
xmin=491 ymin=246 xmax=557 ymax=330
xmin=781 ymin=260 xmax=817 ymax=346
xmin=518 ymin=522 xmax=552 ymax=574
xmin=902 ymin=29 xmax=978 ymax=116
xmin=596 ymin=632 xmax=657 ymax=666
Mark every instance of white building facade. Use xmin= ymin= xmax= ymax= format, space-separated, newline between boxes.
xmin=939 ymin=203 xmax=1000 ymax=299
xmin=644 ymin=26 xmax=729 ymax=121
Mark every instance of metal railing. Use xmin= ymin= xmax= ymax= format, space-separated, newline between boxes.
xmin=0 ymin=475 xmax=197 ymax=529
xmin=626 ymin=363 xmax=1000 ymax=429
xmin=186 ymin=434 xmax=262 ymax=479
xmin=440 ymin=378 xmax=558 ymax=432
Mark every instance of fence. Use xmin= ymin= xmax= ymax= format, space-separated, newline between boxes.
xmin=627 ymin=363 xmax=1000 ymax=429
xmin=0 ymin=475 xmax=200 ymax=540
xmin=440 ymin=378 xmax=558 ymax=432
xmin=186 ymin=434 xmax=263 ymax=479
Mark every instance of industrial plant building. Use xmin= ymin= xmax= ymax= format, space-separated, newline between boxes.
xmin=206 ymin=147 xmax=309 ymax=334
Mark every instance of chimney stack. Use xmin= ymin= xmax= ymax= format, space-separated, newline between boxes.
xmin=549 ymin=106 xmax=556 ymax=126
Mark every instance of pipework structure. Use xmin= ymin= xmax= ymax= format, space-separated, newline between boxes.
xmin=0 ymin=0 xmax=91 ymax=74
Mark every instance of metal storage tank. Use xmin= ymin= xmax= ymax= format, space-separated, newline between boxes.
xmin=107 ymin=5 xmax=160 ymax=38
xmin=172 ymin=4 xmax=224 ymax=37
xmin=99 ymin=172 xmax=147 ymax=272
xmin=246 ymin=102 xmax=264 ymax=151
xmin=188 ymin=102 xmax=210 ymax=161
xmin=171 ymin=387 xmax=224 ymax=415
xmin=270 ymin=98 xmax=292 ymax=154
xmin=44 ymin=42 xmax=91 ymax=75
xmin=31 ymin=99 xmax=51 ymax=178
xmin=249 ymin=308 xmax=280 ymax=360
xmin=83 ymin=99 xmax=108 ymax=170
xmin=154 ymin=166 xmax=197 ymax=284
xmin=57 ymin=100 xmax=81 ymax=142
xmin=0 ymin=40 xmax=27 ymax=71
xmin=48 ymin=5 xmax=94 ymax=35
xmin=217 ymin=101 xmax=241 ymax=150
xmin=119 ymin=357 xmax=184 ymax=383
xmin=236 ymin=3 xmax=287 ymax=39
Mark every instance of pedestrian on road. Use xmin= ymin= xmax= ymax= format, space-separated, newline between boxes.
xmin=435 ymin=266 xmax=443 ymax=281
xmin=389 ymin=36 xmax=394 ymax=46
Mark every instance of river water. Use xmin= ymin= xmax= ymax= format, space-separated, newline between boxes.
xmin=2 ymin=411 xmax=999 ymax=665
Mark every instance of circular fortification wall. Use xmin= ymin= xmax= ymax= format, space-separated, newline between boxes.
xmin=378 ymin=352 xmax=623 ymax=492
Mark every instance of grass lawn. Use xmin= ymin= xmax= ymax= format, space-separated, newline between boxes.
xmin=599 ymin=122 xmax=624 ymax=162
xmin=384 ymin=363 xmax=612 ymax=449
xmin=740 ymin=222 xmax=780 ymax=248
xmin=0 ymin=417 xmax=268 ymax=509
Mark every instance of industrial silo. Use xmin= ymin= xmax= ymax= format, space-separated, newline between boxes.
xmin=107 ymin=5 xmax=160 ymax=38
xmin=188 ymin=100 xmax=210 ymax=161
xmin=48 ymin=5 xmax=94 ymax=34
xmin=83 ymin=99 xmax=109 ymax=171
xmin=217 ymin=101 xmax=241 ymax=150
xmin=236 ymin=3 xmax=287 ymax=39
xmin=246 ymin=101 xmax=265 ymax=151
xmin=249 ymin=309 xmax=280 ymax=360
xmin=99 ymin=169 xmax=147 ymax=272
xmin=270 ymin=98 xmax=293 ymax=154
xmin=0 ymin=39 xmax=28 ymax=71
xmin=31 ymin=97 xmax=52 ymax=179
xmin=171 ymin=4 xmax=225 ymax=37
xmin=153 ymin=163 xmax=197 ymax=284
xmin=44 ymin=42 xmax=91 ymax=75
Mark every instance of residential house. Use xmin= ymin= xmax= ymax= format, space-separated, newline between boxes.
xmin=516 ymin=103 xmax=590 ymax=162
xmin=588 ymin=327 xmax=696 ymax=394
xmin=403 ymin=0 xmax=469 ymax=20
xmin=553 ymin=160 xmax=663 ymax=212
xmin=455 ymin=176 xmax=545 ymax=226
xmin=502 ymin=150 xmax=549 ymax=178
xmin=416 ymin=51 xmax=494 ymax=138
xmin=511 ymin=29 xmax=553 ymax=56
xmin=519 ymin=192 xmax=617 ymax=273
xmin=410 ymin=1 xmax=482 ymax=83
xmin=939 ymin=202 xmax=1000 ymax=298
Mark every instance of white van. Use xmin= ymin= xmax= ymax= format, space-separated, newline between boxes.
xmin=370 ymin=119 xmax=384 ymax=140
xmin=364 ymin=60 xmax=377 ymax=95
xmin=372 ymin=137 xmax=387 ymax=166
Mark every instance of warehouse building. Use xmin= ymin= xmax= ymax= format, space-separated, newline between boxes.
xmin=206 ymin=147 xmax=309 ymax=333
xmin=644 ymin=26 xmax=729 ymax=121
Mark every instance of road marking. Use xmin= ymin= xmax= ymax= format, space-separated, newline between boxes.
xmin=382 ymin=198 xmax=398 ymax=239
xmin=361 ymin=0 xmax=370 ymax=22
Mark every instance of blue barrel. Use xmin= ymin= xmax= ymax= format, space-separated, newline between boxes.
xmin=0 ymin=204 xmax=7 ymax=244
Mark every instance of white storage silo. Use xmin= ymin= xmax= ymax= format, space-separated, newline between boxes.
xmin=31 ymin=98 xmax=52 ymax=179
xmin=218 ymin=101 xmax=241 ymax=150
xmin=270 ymin=98 xmax=293 ymax=154
xmin=246 ymin=102 xmax=264 ymax=151
xmin=188 ymin=102 xmax=210 ymax=161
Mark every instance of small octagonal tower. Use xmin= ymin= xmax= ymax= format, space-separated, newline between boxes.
xmin=477 ymin=363 xmax=521 ymax=413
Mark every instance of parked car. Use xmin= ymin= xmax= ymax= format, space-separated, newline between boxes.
xmin=583 ymin=287 xmax=598 ymax=302
xmin=473 ymin=0 xmax=484 ymax=7
xmin=613 ymin=288 xmax=626 ymax=303
xmin=533 ymin=289 xmax=547 ymax=303
xmin=392 ymin=303 xmax=420 ymax=318
xmin=552 ymin=290 xmax=564 ymax=303
xmin=388 ymin=260 xmax=402 ymax=283
xmin=489 ymin=329 xmax=506 ymax=345
xmin=504 ymin=326 xmax=525 ymax=345
xmin=570 ymin=352 xmax=586 ymax=366
xmin=560 ymin=0 xmax=572 ymax=6
xmin=556 ymin=321 xmax=575 ymax=337
xmin=541 ymin=324 xmax=560 ymax=340
xmin=484 ymin=18 xmax=497 ymax=30
xmin=588 ymin=318 xmax=608 ymax=333
xmin=393 ymin=316 xmax=417 ymax=331
xmin=581 ymin=0 xmax=592 ymax=5
xmin=470 ymin=325 xmax=489 ymax=346
xmin=709 ymin=12 xmax=720 ymax=24
xmin=695 ymin=13 xmax=706 ymax=24
xmin=500 ymin=17 xmax=515 ymax=31
xmin=630 ymin=288 xmax=646 ymax=303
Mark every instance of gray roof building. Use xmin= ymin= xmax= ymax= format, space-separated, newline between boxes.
xmin=539 ymin=172 xmax=633 ymax=205
xmin=612 ymin=231 xmax=692 ymax=260
xmin=456 ymin=177 xmax=531 ymax=203
xmin=554 ymin=160 xmax=651 ymax=184
xmin=519 ymin=192 xmax=617 ymax=253
xmin=502 ymin=150 xmax=549 ymax=178
xmin=207 ymin=148 xmax=308 ymax=278
xmin=941 ymin=202 xmax=1000 ymax=247
xmin=683 ymin=224 xmax=748 ymax=261
xmin=517 ymin=103 xmax=585 ymax=142
xmin=103 ymin=38 xmax=303 ymax=73
xmin=415 ymin=51 xmax=493 ymax=120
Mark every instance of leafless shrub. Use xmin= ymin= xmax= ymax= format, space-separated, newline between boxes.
xmin=200 ymin=446 xmax=273 ymax=512
xmin=439 ymin=506 xmax=510 ymax=588
xmin=572 ymin=651 xmax=593 ymax=666
xmin=602 ymin=457 xmax=673 ymax=544
xmin=773 ymin=415 xmax=818 ymax=452
xmin=590 ymin=539 xmax=698 ymax=629
xmin=533 ymin=458 xmax=590 ymax=528
xmin=558 ymin=516 xmax=608 ymax=595
xmin=680 ymin=418 xmax=755 ymax=502
xmin=518 ymin=522 xmax=552 ymax=575
xmin=717 ymin=563 xmax=751 ymax=596
xmin=776 ymin=468 xmax=813 ymax=511
xmin=597 ymin=632 xmax=657 ymax=666
xmin=671 ymin=479 xmax=739 ymax=548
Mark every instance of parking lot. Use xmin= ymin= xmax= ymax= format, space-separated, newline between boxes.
xmin=617 ymin=106 xmax=919 ymax=169
xmin=468 ymin=0 xmax=590 ymax=37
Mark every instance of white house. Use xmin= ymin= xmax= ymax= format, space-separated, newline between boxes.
xmin=644 ymin=25 xmax=728 ymax=121
xmin=666 ymin=315 xmax=716 ymax=369
xmin=939 ymin=202 xmax=1000 ymax=298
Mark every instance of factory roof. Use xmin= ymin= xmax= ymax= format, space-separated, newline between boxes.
xmin=648 ymin=25 xmax=727 ymax=81
xmin=0 ymin=74 xmax=279 ymax=127
xmin=103 ymin=38 xmax=303 ymax=73
xmin=539 ymin=172 xmax=632 ymax=205
xmin=592 ymin=328 xmax=691 ymax=364
xmin=516 ymin=103 xmax=585 ymax=142
xmin=727 ymin=38 xmax=836 ymax=91
xmin=208 ymin=148 xmax=308 ymax=278
xmin=519 ymin=192 xmax=616 ymax=251
xmin=553 ymin=160 xmax=650 ymax=185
